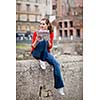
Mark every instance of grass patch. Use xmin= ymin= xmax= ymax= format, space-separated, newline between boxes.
xmin=16 ymin=44 xmax=31 ymax=49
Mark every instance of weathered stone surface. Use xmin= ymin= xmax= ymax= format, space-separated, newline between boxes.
xmin=16 ymin=55 xmax=83 ymax=100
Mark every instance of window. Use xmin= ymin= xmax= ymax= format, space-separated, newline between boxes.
xmin=70 ymin=30 xmax=73 ymax=36
xmin=64 ymin=21 xmax=68 ymax=28
xmin=59 ymin=30 xmax=62 ymax=37
xmin=52 ymin=5 xmax=57 ymax=10
xmin=76 ymin=29 xmax=80 ymax=37
xmin=69 ymin=21 xmax=73 ymax=27
xmin=26 ymin=4 xmax=30 ymax=12
xmin=64 ymin=30 xmax=68 ymax=37
xmin=16 ymin=3 xmax=21 ymax=11
xmin=34 ymin=5 xmax=39 ymax=22
xmin=59 ymin=22 xmax=62 ymax=28
xmin=34 ymin=5 xmax=38 ymax=12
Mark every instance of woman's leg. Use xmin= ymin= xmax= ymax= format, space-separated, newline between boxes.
xmin=31 ymin=40 xmax=48 ymax=60
xmin=45 ymin=53 xmax=64 ymax=89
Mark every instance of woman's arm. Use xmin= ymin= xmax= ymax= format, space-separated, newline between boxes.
xmin=48 ymin=32 xmax=54 ymax=49
xmin=31 ymin=32 xmax=38 ymax=48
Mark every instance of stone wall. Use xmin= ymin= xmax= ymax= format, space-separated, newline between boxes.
xmin=16 ymin=55 xmax=83 ymax=100
xmin=58 ymin=40 xmax=83 ymax=55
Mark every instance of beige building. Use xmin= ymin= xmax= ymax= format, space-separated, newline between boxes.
xmin=16 ymin=0 xmax=52 ymax=33
xmin=16 ymin=0 xmax=83 ymax=40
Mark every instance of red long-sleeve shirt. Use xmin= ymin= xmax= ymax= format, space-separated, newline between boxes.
xmin=31 ymin=31 xmax=54 ymax=53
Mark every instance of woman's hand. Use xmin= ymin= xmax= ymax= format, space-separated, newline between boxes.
xmin=48 ymin=41 xmax=51 ymax=47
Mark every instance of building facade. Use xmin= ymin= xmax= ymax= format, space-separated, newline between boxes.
xmin=51 ymin=0 xmax=83 ymax=40
xmin=16 ymin=0 xmax=52 ymax=33
xmin=16 ymin=0 xmax=83 ymax=40
xmin=56 ymin=16 xmax=83 ymax=40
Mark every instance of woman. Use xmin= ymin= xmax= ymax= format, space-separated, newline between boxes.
xmin=31 ymin=18 xmax=65 ymax=95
